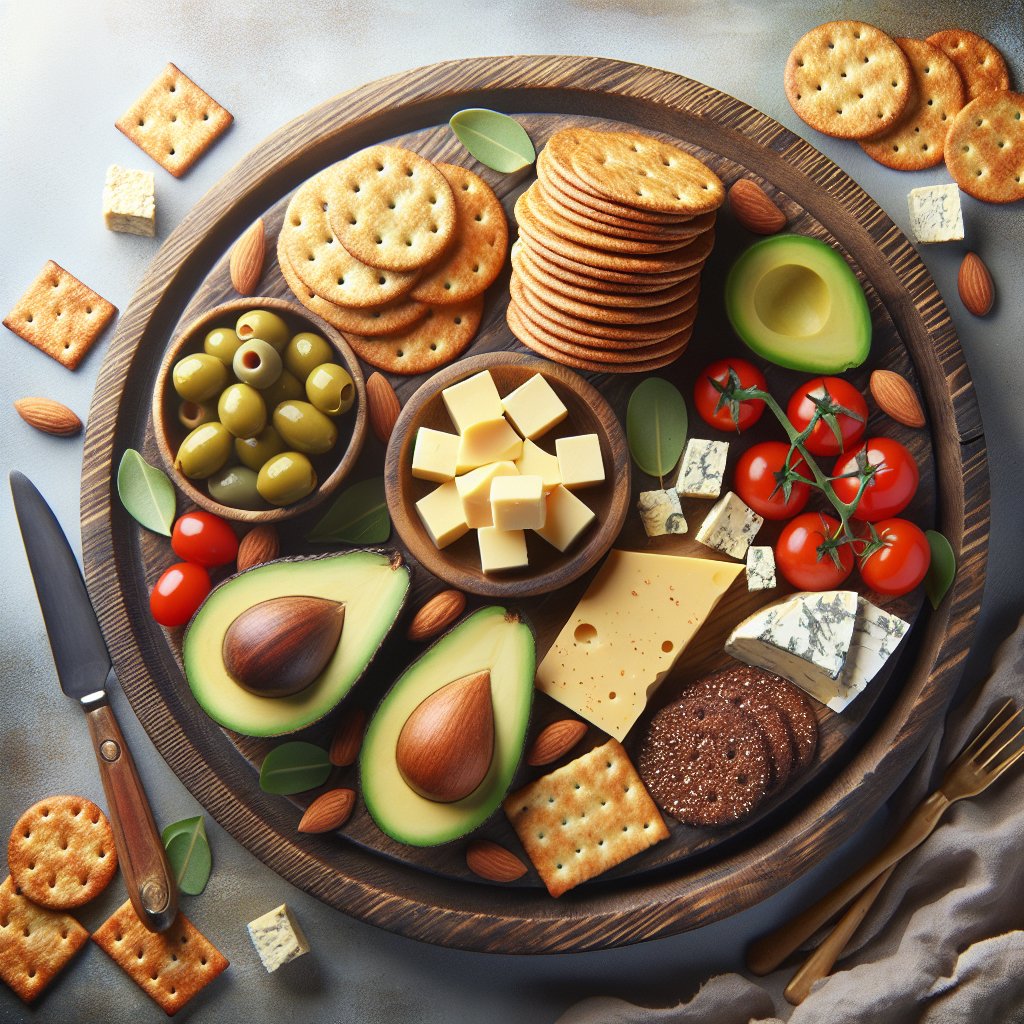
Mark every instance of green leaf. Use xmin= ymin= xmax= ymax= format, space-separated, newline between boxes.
xmin=449 ymin=108 xmax=535 ymax=173
xmin=626 ymin=378 xmax=688 ymax=480
xmin=307 ymin=477 xmax=390 ymax=544
xmin=259 ymin=742 xmax=332 ymax=795
xmin=161 ymin=816 xmax=211 ymax=896
xmin=924 ymin=530 xmax=957 ymax=610
xmin=117 ymin=449 xmax=176 ymax=536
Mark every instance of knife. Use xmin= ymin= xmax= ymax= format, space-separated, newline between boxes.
xmin=10 ymin=470 xmax=178 ymax=933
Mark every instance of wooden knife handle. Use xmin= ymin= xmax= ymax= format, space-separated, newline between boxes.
xmin=83 ymin=695 xmax=178 ymax=932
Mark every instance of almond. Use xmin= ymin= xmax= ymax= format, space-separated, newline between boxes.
xmin=14 ymin=397 xmax=82 ymax=437
xmin=297 ymin=788 xmax=356 ymax=834
xmin=229 ymin=218 xmax=266 ymax=296
xmin=526 ymin=719 xmax=588 ymax=766
xmin=958 ymin=251 xmax=994 ymax=317
xmin=407 ymin=590 xmax=466 ymax=642
xmin=366 ymin=372 xmax=401 ymax=444
xmin=465 ymin=840 xmax=528 ymax=883
xmin=869 ymin=370 xmax=926 ymax=429
xmin=728 ymin=179 xmax=787 ymax=235
xmin=329 ymin=708 xmax=367 ymax=767
xmin=236 ymin=524 xmax=279 ymax=571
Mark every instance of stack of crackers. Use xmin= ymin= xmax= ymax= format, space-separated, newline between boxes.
xmin=278 ymin=144 xmax=508 ymax=375
xmin=506 ymin=127 xmax=725 ymax=373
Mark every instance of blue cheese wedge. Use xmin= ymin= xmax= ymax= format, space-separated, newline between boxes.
xmin=843 ymin=596 xmax=910 ymax=707
xmin=637 ymin=489 xmax=688 ymax=537
xmin=907 ymin=184 xmax=964 ymax=244
xmin=695 ymin=490 xmax=763 ymax=559
xmin=745 ymin=545 xmax=776 ymax=591
xmin=676 ymin=438 xmax=728 ymax=499
xmin=247 ymin=904 xmax=310 ymax=972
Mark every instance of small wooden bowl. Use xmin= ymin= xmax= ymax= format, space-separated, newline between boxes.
xmin=385 ymin=352 xmax=630 ymax=598
xmin=153 ymin=297 xmax=367 ymax=523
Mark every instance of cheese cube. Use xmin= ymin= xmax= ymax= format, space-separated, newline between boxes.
xmin=455 ymin=460 xmax=518 ymax=528
xmin=515 ymin=438 xmax=561 ymax=491
xmin=415 ymin=480 xmax=469 ymax=548
xmin=102 ymin=164 xmax=156 ymax=237
xmin=676 ymin=438 xmax=729 ymax=499
xmin=637 ymin=489 xmax=687 ymax=537
xmin=478 ymin=526 xmax=529 ymax=572
xmin=247 ymin=904 xmax=310 ymax=973
xmin=695 ymin=491 xmax=763 ymax=560
xmin=555 ymin=434 xmax=604 ymax=489
xmin=500 ymin=373 xmax=568 ymax=439
xmin=534 ymin=485 xmax=595 ymax=552
xmin=456 ymin=417 xmax=523 ymax=473
xmin=442 ymin=370 xmax=503 ymax=433
xmin=746 ymin=545 xmax=776 ymax=591
xmin=491 ymin=474 xmax=546 ymax=531
xmin=907 ymin=184 xmax=964 ymax=244
xmin=411 ymin=427 xmax=459 ymax=482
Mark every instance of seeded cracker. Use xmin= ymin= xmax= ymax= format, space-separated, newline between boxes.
xmin=945 ymin=91 xmax=1024 ymax=204
xmin=504 ymin=739 xmax=668 ymax=898
xmin=926 ymin=29 xmax=1012 ymax=101
xmin=115 ymin=63 xmax=232 ymax=177
xmin=3 ymin=260 xmax=117 ymax=370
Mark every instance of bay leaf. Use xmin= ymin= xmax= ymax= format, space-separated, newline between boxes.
xmin=625 ymin=378 xmax=688 ymax=481
xmin=307 ymin=477 xmax=390 ymax=544
xmin=161 ymin=815 xmax=212 ymax=896
xmin=117 ymin=449 xmax=177 ymax=536
xmin=924 ymin=529 xmax=957 ymax=610
xmin=259 ymin=741 xmax=332 ymax=795
xmin=449 ymin=108 xmax=535 ymax=173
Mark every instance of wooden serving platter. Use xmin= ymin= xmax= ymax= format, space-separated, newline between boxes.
xmin=81 ymin=56 xmax=988 ymax=953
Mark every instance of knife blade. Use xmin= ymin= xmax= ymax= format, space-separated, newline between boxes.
xmin=11 ymin=470 xmax=178 ymax=933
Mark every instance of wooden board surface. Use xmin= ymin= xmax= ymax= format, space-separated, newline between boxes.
xmin=80 ymin=56 xmax=988 ymax=953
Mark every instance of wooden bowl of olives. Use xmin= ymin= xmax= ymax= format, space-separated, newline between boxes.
xmin=153 ymin=297 xmax=367 ymax=523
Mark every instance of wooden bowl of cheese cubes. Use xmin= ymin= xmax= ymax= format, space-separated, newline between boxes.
xmin=385 ymin=352 xmax=630 ymax=597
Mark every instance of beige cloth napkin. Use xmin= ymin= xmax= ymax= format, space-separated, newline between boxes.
xmin=558 ymin=614 xmax=1024 ymax=1024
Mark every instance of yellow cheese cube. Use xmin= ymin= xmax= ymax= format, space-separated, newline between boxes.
xmin=411 ymin=427 xmax=460 ymax=483
xmin=491 ymin=474 xmax=546 ymax=531
xmin=102 ymin=164 xmax=156 ymax=237
xmin=515 ymin=439 xmax=561 ymax=491
xmin=534 ymin=485 xmax=595 ymax=552
xmin=477 ymin=526 xmax=529 ymax=572
xmin=415 ymin=480 xmax=469 ymax=549
xmin=555 ymin=434 xmax=605 ymax=489
xmin=456 ymin=418 xmax=524 ymax=473
xmin=500 ymin=373 xmax=568 ymax=439
xmin=441 ymin=370 xmax=503 ymax=433
xmin=455 ymin=460 xmax=518 ymax=528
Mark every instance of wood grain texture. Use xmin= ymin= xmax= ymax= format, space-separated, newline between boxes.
xmin=80 ymin=56 xmax=988 ymax=953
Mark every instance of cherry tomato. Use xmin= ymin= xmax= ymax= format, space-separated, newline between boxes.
xmin=832 ymin=437 xmax=919 ymax=521
xmin=694 ymin=357 xmax=766 ymax=431
xmin=734 ymin=441 xmax=812 ymax=521
xmin=171 ymin=510 xmax=238 ymax=567
xmin=787 ymin=377 xmax=868 ymax=457
xmin=150 ymin=562 xmax=211 ymax=628
xmin=858 ymin=518 xmax=931 ymax=596
xmin=776 ymin=512 xmax=854 ymax=590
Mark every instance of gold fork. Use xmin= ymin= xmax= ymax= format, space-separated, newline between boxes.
xmin=746 ymin=699 xmax=1024 ymax=983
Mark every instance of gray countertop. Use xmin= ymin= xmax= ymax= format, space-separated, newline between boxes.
xmin=1 ymin=2 xmax=1022 ymax=1021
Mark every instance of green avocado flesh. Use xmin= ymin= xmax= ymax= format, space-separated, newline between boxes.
xmin=361 ymin=606 xmax=535 ymax=847
xmin=725 ymin=234 xmax=871 ymax=373
xmin=183 ymin=551 xmax=410 ymax=737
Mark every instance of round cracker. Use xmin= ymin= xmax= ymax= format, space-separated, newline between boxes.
xmin=945 ymin=90 xmax=1024 ymax=203
xmin=785 ymin=20 xmax=914 ymax=140
xmin=8 ymin=796 xmax=117 ymax=910
xmin=926 ymin=29 xmax=1012 ymax=102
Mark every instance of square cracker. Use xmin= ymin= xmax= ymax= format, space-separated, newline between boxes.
xmin=92 ymin=899 xmax=229 ymax=1015
xmin=0 ymin=875 xmax=89 ymax=1003
xmin=3 ymin=260 xmax=117 ymax=369
xmin=115 ymin=63 xmax=232 ymax=177
xmin=503 ymin=739 xmax=669 ymax=898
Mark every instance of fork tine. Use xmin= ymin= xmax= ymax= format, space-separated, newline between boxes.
xmin=981 ymin=720 xmax=1024 ymax=771
xmin=956 ymin=700 xmax=1019 ymax=766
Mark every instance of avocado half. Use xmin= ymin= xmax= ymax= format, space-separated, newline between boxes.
xmin=360 ymin=606 xmax=535 ymax=847
xmin=183 ymin=550 xmax=411 ymax=737
xmin=725 ymin=234 xmax=871 ymax=373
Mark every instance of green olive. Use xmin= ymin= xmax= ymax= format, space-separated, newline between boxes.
xmin=257 ymin=452 xmax=317 ymax=506
xmin=208 ymin=465 xmax=264 ymax=509
xmin=175 ymin=422 xmax=233 ymax=479
xmin=178 ymin=399 xmax=217 ymax=431
xmin=235 ymin=426 xmax=286 ymax=471
xmin=217 ymin=383 xmax=267 ymax=439
xmin=203 ymin=326 xmax=243 ymax=365
xmin=233 ymin=339 xmax=283 ymax=390
xmin=172 ymin=353 xmax=229 ymax=403
xmin=284 ymin=332 xmax=334 ymax=382
xmin=273 ymin=400 xmax=338 ymax=455
xmin=260 ymin=369 xmax=304 ymax=409
xmin=305 ymin=363 xmax=356 ymax=416
xmin=236 ymin=309 xmax=290 ymax=352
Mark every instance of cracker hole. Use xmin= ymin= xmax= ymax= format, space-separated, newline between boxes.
xmin=23 ymin=927 xmax=30 ymax=937
xmin=151 ymin=973 xmax=159 ymax=981
xmin=170 ymin=115 xmax=177 ymax=122
xmin=25 ymin=315 xmax=32 ymax=323
xmin=203 ymin=113 xmax=209 ymax=121
xmin=138 ymin=119 xmax=144 ymax=127
xmin=169 ymin=84 xmax=176 ymax=92
xmin=737 ymin=774 xmax=747 ymax=784
xmin=816 ymin=84 xmax=822 ymax=92
xmin=474 ymin=213 xmax=482 ymax=221
xmin=169 ymin=148 xmax=176 ymax=156
xmin=927 ymin=99 xmax=934 ymax=106
xmin=137 ymin=949 xmax=144 ymax=959
xmin=430 ymin=343 xmax=437 ymax=351
xmin=28 ymin=969 xmax=35 ymax=978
